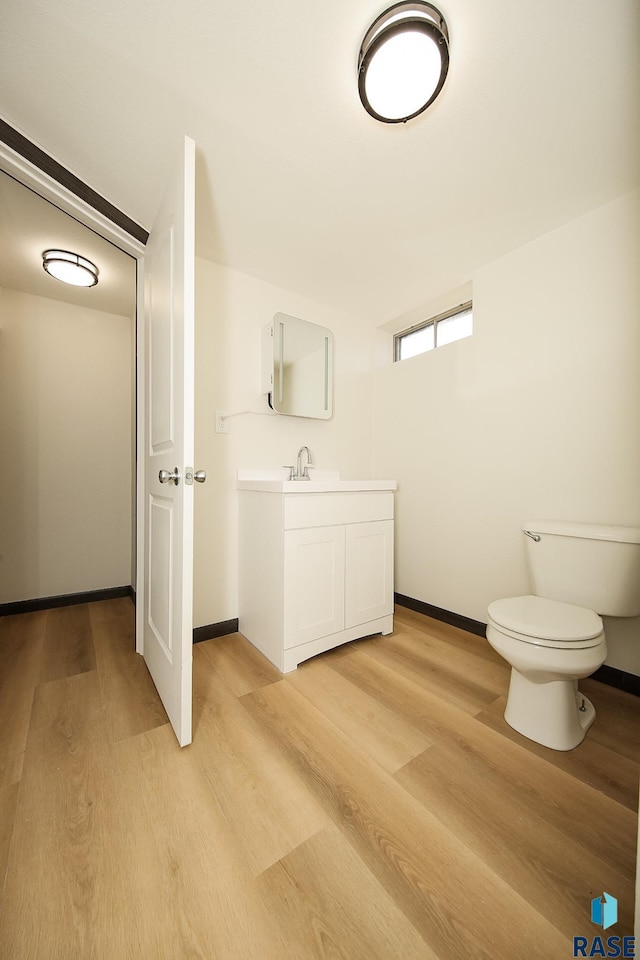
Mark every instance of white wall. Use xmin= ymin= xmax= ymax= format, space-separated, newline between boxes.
xmin=373 ymin=190 xmax=640 ymax=675
xmin=0 ymin=287 xmax=133 ymax=602
xmin=193 ymin=259 xmax=387 ymax=628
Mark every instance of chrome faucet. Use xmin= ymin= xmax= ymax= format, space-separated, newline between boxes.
xmin=295 ymin=445 xmax=313 ymax=480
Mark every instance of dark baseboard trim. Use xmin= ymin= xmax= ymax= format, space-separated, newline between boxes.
xmin=0 ymin=585 xmax=134 ymax=617
xmin=394 ymin=593 xmax=487 ymax=637
xmin=395 ymin=592 xmax=640 ymax=698
xmin=2 ymin=591 xmax=237 ymax=646
xmin=591 ymin=665 xmax=640 ymax=698
xmin=193 ymin=619 xmax=239 ymax=644
xmin=0 ymin=119 xmax=149 ymax=245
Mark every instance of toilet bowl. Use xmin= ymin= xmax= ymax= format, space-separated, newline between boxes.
xmin=487 ymin=519 xmax=640 ymax=752
xmin=487 ymin=595 xmax=606 ymax=751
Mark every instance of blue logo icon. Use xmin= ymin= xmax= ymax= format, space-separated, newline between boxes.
xmin=591 ymin=893 xmax=618 ymax=931
xmin=574 ymin=893 xmax=634 ymax=957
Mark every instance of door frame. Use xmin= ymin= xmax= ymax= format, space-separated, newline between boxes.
xmin=0 ymin=130 xmax=148 ymax=653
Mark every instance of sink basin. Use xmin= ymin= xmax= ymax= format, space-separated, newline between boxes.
xmin=237 ymin=468 xmax=396 ymax=493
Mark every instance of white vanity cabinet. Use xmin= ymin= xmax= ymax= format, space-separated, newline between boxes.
xmin=238 ymin=481 xmax=395 ymax=672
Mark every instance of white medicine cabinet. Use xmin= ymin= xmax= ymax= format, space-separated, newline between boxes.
xmin=262 ymin=313 xmax=333 ymax=419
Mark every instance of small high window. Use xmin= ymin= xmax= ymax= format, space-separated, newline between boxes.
xmin=394 ymin=301 xmax=472 ymax=361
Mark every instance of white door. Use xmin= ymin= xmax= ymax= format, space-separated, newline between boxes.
xmin=283 ymin=527 xmax=346 ymax=647
xmin=141 ymin=136 xmax=196 ymax=747
xmin=345 ymin=520 xmax=394 ymax=628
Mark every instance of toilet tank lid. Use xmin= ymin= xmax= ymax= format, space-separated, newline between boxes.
xmin=522 ymin=520 xmax=640 ymax=544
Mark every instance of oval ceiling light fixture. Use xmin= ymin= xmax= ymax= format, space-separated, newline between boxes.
xmin=42 ymin=249 xmax=99 ymax=287
xmin=358 ymin=2 xmax=449 ymax=123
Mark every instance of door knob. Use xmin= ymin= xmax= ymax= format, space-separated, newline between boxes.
xmin=159 ymin=467 xmax=180 ymax=485
xmin=184 ymin=467 xmax=207 ymax=485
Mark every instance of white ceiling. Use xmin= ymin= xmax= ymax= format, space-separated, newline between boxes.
xmin=1 ymin=0 xmax=639 ymax=326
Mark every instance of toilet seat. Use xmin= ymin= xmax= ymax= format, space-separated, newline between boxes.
xmin=487 ymin=595 xmax=604 ymax=650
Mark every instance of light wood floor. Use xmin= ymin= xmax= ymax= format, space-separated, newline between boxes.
xmin=0 ymin=599 xmax=637 ymax=959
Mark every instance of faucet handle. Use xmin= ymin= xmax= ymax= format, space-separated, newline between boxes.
xmin=282 ymin=465 xmax=294 ymax=480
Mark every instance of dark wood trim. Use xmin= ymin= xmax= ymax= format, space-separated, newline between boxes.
xmin=0 ymin=585 xmax=134 ymax=617
xmin=193 ymin=619 xmax=239 ymax=644
xmin=394 ymin=593 xmax=487 ymax=637
xmin=395 ymin=592 xmax=640 ymax=697
xmin=0 ymin=119 xmax=149 ymax=245
xmin=591 ymin=664 xmax=640 ymax=698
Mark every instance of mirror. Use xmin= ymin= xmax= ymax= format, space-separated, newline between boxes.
xmin=266 ymin=313 xmax=333 ymax=419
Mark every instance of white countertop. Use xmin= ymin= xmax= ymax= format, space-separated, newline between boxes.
xmin=237 ymin=479 xmax=397 ymax=493
xmin=237 ymin=468 xmax=396 ymax=493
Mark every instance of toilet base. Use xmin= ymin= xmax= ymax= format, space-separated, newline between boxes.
xmin=504 ymin=670 xmax=596 ymax=751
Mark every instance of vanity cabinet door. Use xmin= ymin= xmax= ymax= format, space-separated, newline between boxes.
xmin=345 ymin=520 xmax=394 ymax=628
xmin=283 ymin=527 xmax=346 ymax=648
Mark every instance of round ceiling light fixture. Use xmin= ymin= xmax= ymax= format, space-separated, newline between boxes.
xmin=358 ymin=2 xmax=449 ymax=123
xmin=42 ymin=249 xmax=99 ymax=287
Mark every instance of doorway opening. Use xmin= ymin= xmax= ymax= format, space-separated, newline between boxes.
xmin=0 ymin=168 xmax=138 ymax=613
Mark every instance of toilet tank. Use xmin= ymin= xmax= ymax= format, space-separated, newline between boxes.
xmin=523 ymin=520 xmax=640 ymax=617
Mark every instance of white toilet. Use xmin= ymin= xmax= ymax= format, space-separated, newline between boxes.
xmin=486 ymin=520 xmax=640 ymax=751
